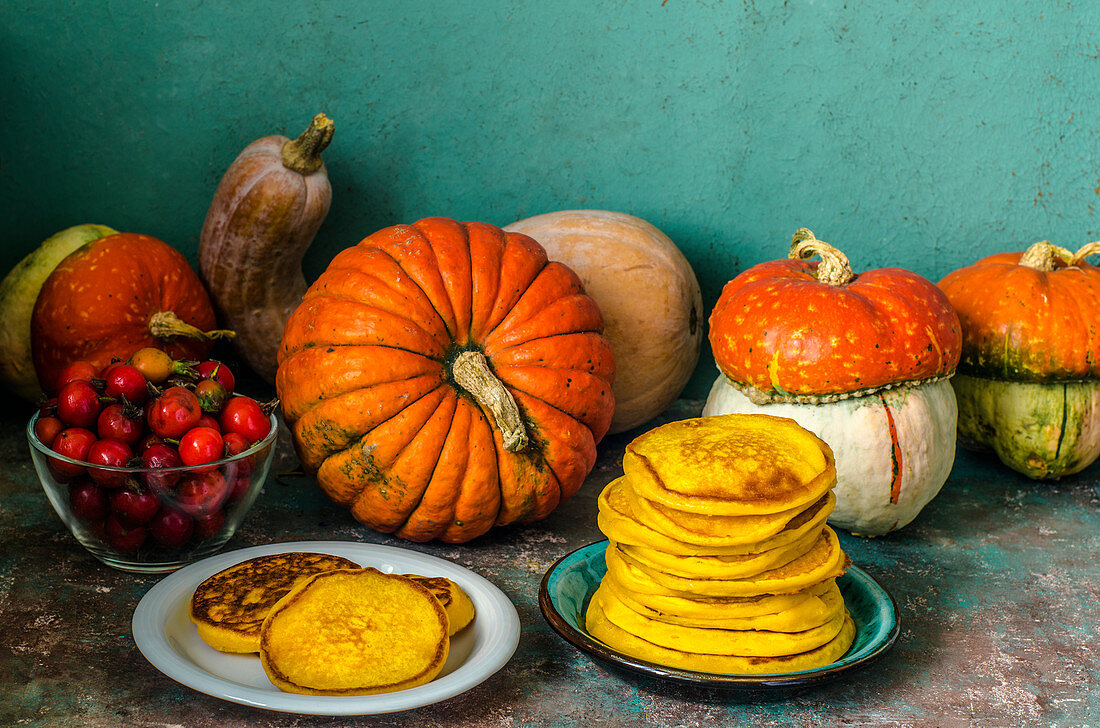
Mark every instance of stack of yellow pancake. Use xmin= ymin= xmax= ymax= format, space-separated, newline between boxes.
xmin=586 ymin=414 xmax=856 ymax=674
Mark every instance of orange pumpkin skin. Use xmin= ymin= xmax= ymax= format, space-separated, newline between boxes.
xmin=276 ymin=217 xmax=616 ymax=543
xmin=937 ymin=250 xmax=1100 ymax=381
xmin=709 ymin=233 xmax=961 ymax=399
xmin=31 ymin=233 xmax=218 ymax=393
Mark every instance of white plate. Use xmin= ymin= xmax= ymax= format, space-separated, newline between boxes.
xmin=132 ymin=540 xmax=521 ymax=715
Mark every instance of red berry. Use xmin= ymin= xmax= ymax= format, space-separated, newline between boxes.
xmin=103 ymin=364 xmax=149 ymax=404
xmin=197 ymin=414 xmax=221 ymax=432
xmin=194 ymin=378 xmax=228 ymax=414
xmin=197 ymin=360 xmax=235 ymax=394
xmin=222 ymin=433 xmax=254 ymax=479
xmin=227 ymin=474 xmax=253 ymax=503
xmin=178 ymin=427 xmax=224 ymax=467
xmin=105 ymin=515 xmax=147 ymax=553
xmin=193 ymin=510 xmax=226 ymax=540
xmin=69 ymin=480 xmax=109 ymax=522
xmin=55 ymin=361 xmax=98 ymax=391
xmin=97 ymin=404 xmax=143 ymax=445
xmin=137 ymin=433 xmax=165 ymax=453
xmin=49 ymin=428 xmax=97 ymax=481
xmin=56 ymin=380 xmax=103 ymax=428
xmin=86 ymin=439 xmax=133 ymax=488
xmin=110 ymin=488 xmax=161 ymax=527
xmin=220 ymin=397 xmax=270 ymax=443
xmin=141 ymin=443 xmax=183 ymax=492
xmin=149 ymin=507 xmax=194 ymax=548
xmin=146 ymin=386 xmax=202 ymax=439
xmin=176 ymin=471 xmax=228 ymax=517
xmin=34 ymin=416 xmax=65 ymax=447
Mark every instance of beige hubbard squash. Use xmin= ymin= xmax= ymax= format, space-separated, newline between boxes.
xmin=505 ymin=210 xmax=702 ymax=434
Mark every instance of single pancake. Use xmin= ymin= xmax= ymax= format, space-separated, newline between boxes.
xmin=607 ymin=572 xmax=837 ymax=622
xmin=586 ymin=601 xmax=856 ymax=675
xmin=591 ymin=583 xmax=847 ymax=657
xmin=404 ymin=574 xmax=476 ymax=634
xmin=623 ymin=414 xmax=836 ymax=516
xmin=260 ymin=568 xmax=449 ymax=695
xmin=604 ymin=575 xmax=844 ymax=633
xmin=597 ymin=479 xmax=835 ymax=555
xmin=608 ymin=528 xmax=848 ymax=597
xmin=189 ymin=552 xmax=361 ymax=653
xmin=618 ymin=525 xmax=821 ymax=581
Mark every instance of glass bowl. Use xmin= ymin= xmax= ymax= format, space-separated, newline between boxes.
xmin=28 ymin=412 xmax=279 ymax=574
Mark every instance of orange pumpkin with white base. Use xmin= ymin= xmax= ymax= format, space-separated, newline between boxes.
xmin=704 ymin=228 xmax=962 ymax=535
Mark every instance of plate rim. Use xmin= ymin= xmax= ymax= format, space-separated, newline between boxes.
xmin=538 ymin=539 xmax=900 ymax=690
xmin=132 ymin=539 xmax=521 ymax=715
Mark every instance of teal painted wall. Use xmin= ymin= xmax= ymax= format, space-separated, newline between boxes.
xmin=2 ymin=1 xmax=1098 ymax=395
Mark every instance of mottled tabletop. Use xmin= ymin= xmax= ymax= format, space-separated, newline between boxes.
xmin=3 ymin=398 xmax=1098 ymax=728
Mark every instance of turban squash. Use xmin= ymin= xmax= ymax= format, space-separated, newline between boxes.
xmin=276 ymin=217 xmax=616 ymax=542
xmin=704 ymin=228 xmax=962 ymax=536
xmin=938 ymin=239 xmax=1100 ymax=479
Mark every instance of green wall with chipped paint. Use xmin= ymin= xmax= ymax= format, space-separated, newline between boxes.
xmin=1 ymin=0 xmax=1098 ymax=395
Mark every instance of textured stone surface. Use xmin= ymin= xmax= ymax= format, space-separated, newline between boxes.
xmin=2 ymin=399 xmax=1098 ymax=727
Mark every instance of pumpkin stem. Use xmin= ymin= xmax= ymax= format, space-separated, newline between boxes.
xmin=147 ymin=310 xmax=236 ymax=342
xmin=1072 ymin=241 xmax=1100 ymax=266
xmin=281 ymin=113 xmax=334 ymax=175
xmin=788 ymin=228 xmax=856 ymax=286
xmin=1019 ymin=240 xmax=1074 ymax=271
xmin=451 ymin=350 xmax=529 ymax=452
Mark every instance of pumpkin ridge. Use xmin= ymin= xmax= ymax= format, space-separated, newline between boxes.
xmin=396 ymin=398 xmax=476 ymax=541
xmin=293 ymin=374 xmax=445 ymax=471
xmin=375 ymin=224 xmax=461 ymax=342
xmin=478 ymin=241 xmax=549 ymax=345
xmin=350 ymin=389 xmax=458 ymax=532
xmin=317 ymin=255 xmax=452 ymax=343
xmin=412 ymin=218 xmax=474 ymax=345
xmin=280 ymin=297 xmax=446 ymax=360
xmin=491 ymin=363 xmax=613 ymax=441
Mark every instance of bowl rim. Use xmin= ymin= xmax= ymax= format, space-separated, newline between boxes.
xmin=27 ymin=410 xmax=279 ymax=473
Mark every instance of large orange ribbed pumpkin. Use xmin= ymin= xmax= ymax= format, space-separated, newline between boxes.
xmin=277 ymin=217 xmax=616 ymax=542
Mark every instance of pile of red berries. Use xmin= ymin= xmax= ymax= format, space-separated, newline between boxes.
xmin=33 ymin=347 xmax=275 ymax=555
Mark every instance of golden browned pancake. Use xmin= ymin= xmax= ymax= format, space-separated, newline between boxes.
xmin=618 ymin=525 xmax=821 ymax=580
xmin=623 ymin=414 xmax=836 ymax=516
xmin=404 ymin=575 xmax=476 ymax=634
xmin=586 ymin=600 xmax=856 ymax=675
xmin=260 ymin=568 xmax=449 ymax=695
xmin=592 ymin=583 xmax=846 ymax=656
xmin=606 ymin=577 xmax=843 ymax=632
xmin=189 ymin=552 xmax=360 ymax=653
xmin=607 ymin=527 xmax=848 ymax=597
xmin=597 ymin=478 xmax=835 ymax=555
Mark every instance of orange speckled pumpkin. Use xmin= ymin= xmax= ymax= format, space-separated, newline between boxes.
xmin=938 ymin=240 xmax=1100 ymax=381
xmin=938 ymin=240 xmax=1100 ymax=479
xmin=276 ymin=217 xmax=616 ymax=543
xmin=710 ymin=228 xmax=962 ymax=400
xmin=31 ymin=233 xmax=227 ymax=393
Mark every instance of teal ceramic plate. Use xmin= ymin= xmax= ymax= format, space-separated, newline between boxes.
xmin=539 ymin=541 xmax=899 ymax=690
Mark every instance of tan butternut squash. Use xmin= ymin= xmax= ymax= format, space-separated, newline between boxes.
xmin=199 ymin=114 xmax=334 ymax=382
xmin=505 ymin=210 xmax=702 ymax=433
